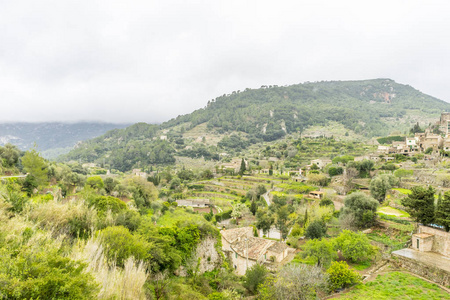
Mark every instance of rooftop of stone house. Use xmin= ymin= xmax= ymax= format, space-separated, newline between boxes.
xmin=231 ymin=236 xmax=275 ymax=260
xmin=221 ymin=227 xmax=253 ymax=244
xmin=414 ymin=233 xmax=434 ymax=239
xmin=267 ymin=241 xmax=288 ymax=253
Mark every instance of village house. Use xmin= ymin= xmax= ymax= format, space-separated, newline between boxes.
xmin=309 ymin=159 xmax=331 ymax=170
xmin=411 ymin=225 xmax=450 ymax=257
xmin=176 ymin=199 xmax=211 ymax=208
xmin=308 ymin=191 xmax=324 ymax=200
xmin=221 ymin=227 xmax=290 ymax=275
xmin=132 ymin=168 xmax=148 ymax=178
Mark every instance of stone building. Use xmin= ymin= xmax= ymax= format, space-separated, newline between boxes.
xmin=411 ymin=225 xmax=450 ymax=257
xmin=176 ymin=199 xmax=211 ymax=208
xmin=221 ymin=227 xmax=289 ymax=275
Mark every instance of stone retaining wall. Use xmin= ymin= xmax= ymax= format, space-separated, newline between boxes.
xmin=391 ymin=253 xmax=450 ymax=287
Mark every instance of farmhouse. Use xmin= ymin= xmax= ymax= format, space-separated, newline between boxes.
xmin=221 ymin=227 xmax=290 ymax=275
xmin=308 ymin=191 xmax=324 ymax=200
xmin=411 ymin=225 xmax=450 ymax=257
xmin=176 ymin=199 xmax=211 ymax=208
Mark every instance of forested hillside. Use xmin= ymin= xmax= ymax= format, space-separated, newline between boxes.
xmin=60 ymin=79 xmax=450 ymax=171
xmin=164 ymin=78 xmax=449 ymax=139
xmin=59 ymin=123 xmax=176 ymax=171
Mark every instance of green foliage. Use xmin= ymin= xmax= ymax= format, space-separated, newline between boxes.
xmin=103 ymin=177 xmax=117 ymax=194
xmin=60 ymin=123 xmax=175 ymax=172
xmin=90 ymin=195 xmax=127 ymax=214
xmin=243 ymin=264 xmax=268 ymax=294
xmin=22 ymin=174 xmax=38 ymax=196
xmin=338 ymin=271 xmax=449 ymax=299
xmin=340 ymin=192 xmax=379 ymax=229
xmin=425 ymin=147 xmax=433 ymax=154
xmin=436 ymin=192 xmax=450 ymax=231
xmin=305 ymin=220 xmax=327 ymax=240
xmin=376 ymin=136 xmax=404 ymax=144
xmin=394 ymin=168 xmax=413 ymax=179
xmin=218 ymin=134 xmax=249 ymax=151
xmin=215 ymin=209 xmax=232 ymax=222
xmin=328 ymin=166 xmax=343 ymax=177
xmin=86 ymin=175 xmax=104 ymax=189
xmin=0 ymin=183 xmax=28 ymax=213
xmin=332 ymin=155 xmax=354 ymax=165
xmin=326 ymin=261 xmax=362 ymax=291
xmin=301 ymin=238 xmax=337 ymax=268
xmin=409 ymin=122 xmax=424 ymax=134
xmin=21 ymin=148 xmax=48 ymax=186
xmin=256 ymin=209 xmax=274 ymax=236
xmin=319 ymin=198 xmax=334 ymax=207
xmin=0 ymin=248 xmax=98 ymax=299
xmin=334 ymin=230 xmax=374 ymax=262
xmin=98 ymin=226 xmax=149 ymax=267
xmin=370 ymin=174 xmax=399 ymax=202
xmin=0 ymin=143 xmax=20 ymax=168
xmin=239 ymin=158 xmax=246 ymax=175
xmin=258 ymin=264 xmax=327 ymax=300
xmin=401 ymin=186 xmax=435 ymax=225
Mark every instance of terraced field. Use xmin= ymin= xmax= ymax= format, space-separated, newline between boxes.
xmin=185 ymin=175 xmax=322 ymax=211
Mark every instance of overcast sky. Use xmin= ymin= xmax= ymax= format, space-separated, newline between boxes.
xmin=0 ymin=1 xmax=449 ymax=124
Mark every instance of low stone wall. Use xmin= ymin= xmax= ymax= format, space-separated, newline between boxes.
xmin=391 ymin=252 xmax=450 ymax=287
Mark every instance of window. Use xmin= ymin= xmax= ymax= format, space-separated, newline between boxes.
xmin=417 ymin=239 xmax=420 ymax=249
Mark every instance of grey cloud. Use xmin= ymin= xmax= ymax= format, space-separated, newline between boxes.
xmin=0 ymin=0 xmax=449 ymax=123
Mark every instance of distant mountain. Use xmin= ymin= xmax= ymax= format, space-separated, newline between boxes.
xmin=0 ymin=122 xmax=129 ymax=158
xmin=60 ymin=79 xmax=450 ymax=171
xmin=163 ymin=78 xmax=450 ymax=139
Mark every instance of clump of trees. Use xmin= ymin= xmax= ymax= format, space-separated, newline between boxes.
xmin=340 ymin=192 xmax=379 ymax=229
xmin=402 ymin=186 xmax=450 ymax=231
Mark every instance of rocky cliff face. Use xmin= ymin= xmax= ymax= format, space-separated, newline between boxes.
xmin=177 ymin=235 xmax=223 ymax=276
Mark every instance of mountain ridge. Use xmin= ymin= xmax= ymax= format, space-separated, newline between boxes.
xmin=59 ymin=78 xmax=450 ymax=171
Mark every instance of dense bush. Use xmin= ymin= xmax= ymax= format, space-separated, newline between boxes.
xmin=326 ymin=261 xmax=361 ymax=291
xmin=305 ymin=220 xmax=327 ymax=240
xmin=98 ymin=226 xmax=150 ymax=266
xmin=340 ymin=192 xmax=378 ymax=229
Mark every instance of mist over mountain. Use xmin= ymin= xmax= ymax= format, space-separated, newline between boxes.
xmin=0 ymin=122 xmax=129 ymax=158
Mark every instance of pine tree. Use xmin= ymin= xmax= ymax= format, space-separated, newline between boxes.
xmin=239 ymin=158 xmax=246 ymax=175
xmin=436 ymin=192 xmax=450 ymax=232
xmin=250 ymin=199 xmax=258 ymax=216
xmin=402 ymin=186 xmax=435 ymax=225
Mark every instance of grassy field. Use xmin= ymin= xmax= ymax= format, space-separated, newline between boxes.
xmin=336 ymin=272 xmax=449 ymax=299
xmin=156 ymin=208 xmax=207 ymax=226
xmin=378 ymin=206 xmax=410 ymax=218
xmin=392 ymin=188 xmax=412 ymax=195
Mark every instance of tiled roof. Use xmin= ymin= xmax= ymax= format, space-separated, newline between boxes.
xmin=221 ymin=227 xmax=288 ymax=261
xmin=221 ymin=227 xmax=253 ymax=244
xmin=231 ymin=236 xmax=275 ymax=260
xmin=267 ymin=241 xmax=288 ymax=253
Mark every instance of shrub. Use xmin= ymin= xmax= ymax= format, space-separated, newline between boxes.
xmin=244 ymin=264 xmax=268 ymax=294
xmin=90 ymin=196 xmax=127 ymax=214
xmin=305 ymin=220 xmax=327 ymax=240
xmin=86 ymin=176 xmax=104 ymax=190
xmin=334 ymin=230 xmax=374 ymax=262
xmin=340 ymin=192 xmax=378 ymax=229
xmin=301 ymin=238 xmax=337 ymax=268
xmin=326 ymin=261 xmax=361 ymax=291
xmin=98 ymin=226 xmax=149 ymax=266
